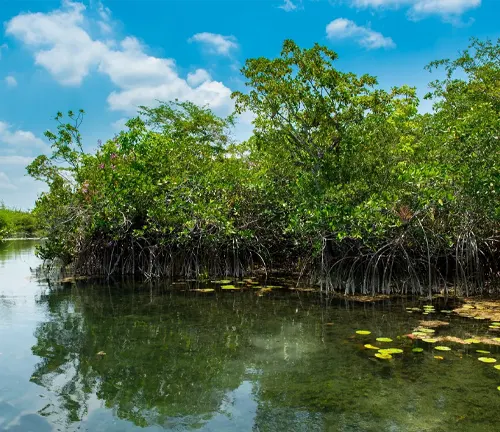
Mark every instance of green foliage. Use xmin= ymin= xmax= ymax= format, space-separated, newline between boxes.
xmin=0 ymin=203 xmax=40 ymax=238
xmin=27 ymin=38 xmax=500 ymax=292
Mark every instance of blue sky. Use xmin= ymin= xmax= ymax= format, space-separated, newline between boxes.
xmin=0 ymin=0 xmax=498 ymax=209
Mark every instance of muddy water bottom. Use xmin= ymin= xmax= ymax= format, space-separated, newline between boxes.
xmin=1 ymin=241 xmax=500 ymax=431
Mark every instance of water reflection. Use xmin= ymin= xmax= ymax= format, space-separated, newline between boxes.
xmin=2 ymin=242 xmax=500 ymax=431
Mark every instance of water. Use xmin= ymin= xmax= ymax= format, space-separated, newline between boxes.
xmin=1 ymin=241 xmax=500 ymax=431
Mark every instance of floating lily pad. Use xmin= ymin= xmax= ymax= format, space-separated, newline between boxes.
xmin=462 ymin=305 xmax=475 ymax=309
xmin=494 ymin=365 xmax=500 ymax=370
xmin=434 ymin=355 xmax=444 ymax=360
xmin=418 ymin=328 xmax=436 ymax=334
xmin=379 ymin=348 xmax=403 ymax=354
xmin=492 ymin=322 xmax=500 ymax=326
xmin=435 ymin=346 xmax=451 ymax=351
xmin=494 ymin=338 xmax=500 ymax=342
xmin=412 ymin=348 xmax=424 ymax=353
xmin=376 ymin=337 xmax=393 ymax=343
xmin=478 ymin=357 xmax=497 ymax=363
xmin=412 ymin=331 xmax=427 ymax=337
xmin=364 ymin=344 xmax=380 ymax=350
xmin=356 ymin=330 xmax=371 ymax=335
xmin=498 ymin=386 xmax=500 ymax=391
xmin=464 ymin=338 xmax=481 ymax=344
xmin=221 ymin=285 xmax=238 ymax=290
xmin=489 ymin=326 xmax=500 ymax=329
xmin=440 ymin=310 xmax=453 ymax=313
xmin=474 ymin=316 xmax=487 ymax=320
xmin=375 ymin=353 xmax=392 ymax=360
xmin=477 ymin=350 xmax=491 ymax=354
xmin=422 ymin=338 xmax=437 ymax=343
xmin=192 ymin=288 xmax=215 ymax=293
xmin=214 ymin=280 xmax=232 ymax=284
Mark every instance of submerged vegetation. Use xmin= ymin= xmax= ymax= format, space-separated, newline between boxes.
xmin=27 ymin=38 xmax=499 ymax=295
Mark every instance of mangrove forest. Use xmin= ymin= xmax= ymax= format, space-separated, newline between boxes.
xmin=27 ymin=38 xmax=499 ymax=296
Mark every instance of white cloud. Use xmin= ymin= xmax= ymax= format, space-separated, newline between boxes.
xmin=326 ymin=18 xmax=395 ymax=49
xmin=0 ymin=121 xmax=49 ymax=153
xmin=6 ymin=2 xmax=235 ymax=116
xmin=0 ymin=172 xmax=16 ymax=190
xmin=189 ymin=32 xmax=238 ymax=56
xmin=0 ymin=156 xmax=34 ymax=165
xmin=187 ymin=68 xmax=211 ymax=87
xmin=279 ymin=0 xmax=302 ymax=12
xmin=5 ymin=76 xmax=17 ymax=87
xmin=349 ymin=0 xmax=481 ymax=20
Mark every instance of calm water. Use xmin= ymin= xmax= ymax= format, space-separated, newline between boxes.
xmin=1 ymin=241 xmax=500 ymax=431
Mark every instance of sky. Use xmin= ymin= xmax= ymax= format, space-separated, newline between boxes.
xmin=0 ymin=0 xmax=498 ymax=209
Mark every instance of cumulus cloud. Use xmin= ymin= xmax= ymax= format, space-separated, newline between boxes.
xmin=5 ymin=76 xmax=17 ymax=87
xmin=189 ymin=32 xmax=238 ymax=56
xmin=0 ymin=121 xmax=49 ymax=154
xmin=6 ymin=1 xmax=235 ymax=116
xmin=326 ymin=18 xmax=395 ymax=49
xmin=187 ymin=69 xmax=211 ymax=87
xmin=349 ymin=0 xmax=481 ymax=21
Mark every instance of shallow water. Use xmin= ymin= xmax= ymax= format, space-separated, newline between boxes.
xmin=1 ymin=241 xmax=500 ymax=431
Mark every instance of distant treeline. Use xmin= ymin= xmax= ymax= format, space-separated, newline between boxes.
xmin=0 ymin=204 xmax=40 ymax=239
xmin=27 ymin=38 xmax=499 ymax=295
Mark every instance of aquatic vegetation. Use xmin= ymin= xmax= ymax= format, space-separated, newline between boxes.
xmin=416 ymin=328 xmax=436 ymax=333
xmin=478 ymin=357 xmax=497 ymax=363
xmin=379 ymin=348 xmax=403 ymax=354
xmin=192 ymin=288 xmax=215 ymax=293
xmin=376 ymin=337 xmax=393 ymax=343
xmin=422 ymin=338 xmax=437 ymax=343
xmin=364 ymin=344 xmax=380 ymax=350
xmin=418 ymin=320 xmax=449 ymax=328
xmin=375 ymin=353 xmax=392 ymax=360
xmin=412 ymin=348 xmax=424 ymax=353
xmin=434 ymin=356 xmax=444 ymax=360
xmin=464 ymin=338 xmax=481 ymax=344
xmin=356 ymin=330 xmax=371 ymax=335
xmin=434 ymin=346 xmax=451 ymax=351
xmin=221 ymin=285 xmax=239 ymax=290
xmin=477 ymin=350 xmax=490 ymax=354
xmin=214 ymin=280 xmax=232 ymax=284
xmin=494 ymin=365 xmax=500 ymax=370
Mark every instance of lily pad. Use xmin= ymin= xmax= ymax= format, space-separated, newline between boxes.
xmin=434 ymin=355 xmax=444 ymax=360
xmin=221 ymin=285 xmax=238 ymax=290
xmin=376 ymin=337 xmax=393 ymax=343
xmin=192 ymin=288 xmax=215 ymax=293
xmin=412 ymin=331 xmax=428 ymax=337
xmin=435 ymin=346 xmax=451 ymax=351
xmin=464 ymin=338 xmax=481 ymax=344
xmin=375 ymin=353 xmax=392 ymax=360
xmin=356 ymin=330 xmax=371 ymax=335
xmin=491 ymin=322 xmax=500 ymax=326
xmin=477 ymin=350 xmax=491 ymax=354
xmin=418 ymin=328 xmax=436 ymax=334
xmin=422 ymin=338 xmax=437 ymax=343
xmin=364 ymin=344 xmax=380 ymax=350
xmin=494 ymin=365 xmax=500 ymax=370
xmin=478 ymin=357 xmax=497 ymax=363
xmin=412 ymin=348 xmax=424 ymax=353
xmin=379 ymin=348 xmax=403 ymax=354
xmin=214 ymin=280 xmax=232 ymax=284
